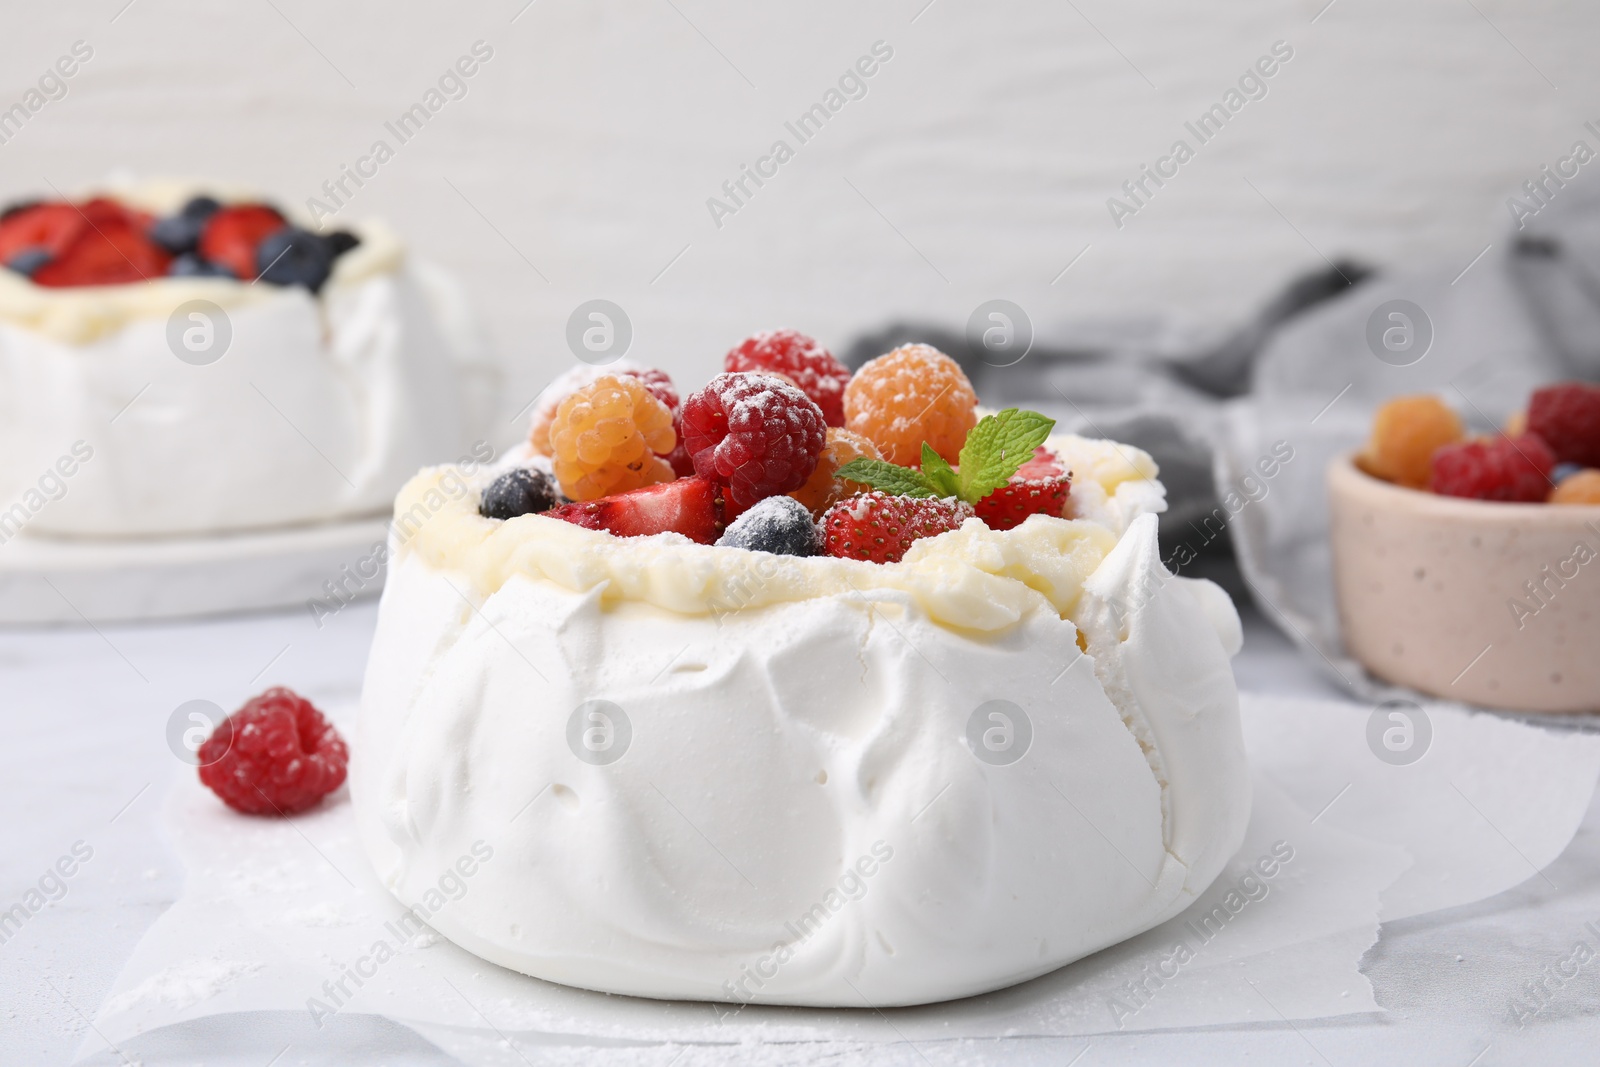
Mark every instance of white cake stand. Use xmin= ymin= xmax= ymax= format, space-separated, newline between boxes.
xmin=0 ymin=517 xmax=391 ymax=625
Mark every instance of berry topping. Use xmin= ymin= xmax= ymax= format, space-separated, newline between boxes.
xmin=148 ymin=195 xmax=220 ymax=256
xmin=789 ymin=427 xmax=883 ymax=518
xmin=716 ymin=495 xmax=821 ymax=556
xmin=549 ymin=375 xmax=678 ymax=501
xmin=1430 ymin=433 xmax=1555 ymax=502
xmin=168 ymin=253 xmax=235 ymax=279
xmin=974 ymin=474 xmax=1072 ymax=531
xmin=835 ymin=407 xmax=1059 ymax=535
xmin=0 ymin=202 xmax=81 ymax=265
xmin=256 ymin=228 xmax=336 ymax=293
xmin=197 ymin=688 xmax=348 ymax=815
xmin=32 ymin=200 xmax=171 ymax=287
xmin=528 ymin=363 xmax=679 ymax=456
xmin=549 ymin=476 xmax=721 ymax=543
xmin=5 ymin=247 xmax=51 ymax=277
xmin=821 ymin=491 xmax=974 ymax=564
xmin=199 ymin=204 xmax=286 ymax=280
xmin=724 ymin=329 xmax=852 ymax=427
xmin=844 ymin=343 xmax=978 ymax=465
xmin=1015 ymin=445 xmax=1065 ymax=480
xmin=1358 ymin=394 xmax=1464 ymax=489
xmin=1527 ymin=381 xmax=1600 ymax=468
xmin=681 ymin=372 xmax=827 ymax=511
xmin=480 ymin=467 xmax=561 ymax=520
xmin=326 ymin=231 xmax=362 ymax=256
xmin=1550 ymin=469 xmax=1600 ymax=504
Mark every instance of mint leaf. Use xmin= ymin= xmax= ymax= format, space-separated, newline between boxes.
xmin=835 ymin=458 xmax=937 ymax=498
xmin=956 ymin=408 xmax=1056 ymax=502
xmin=920 ymin=444 xmax=961 ymax=498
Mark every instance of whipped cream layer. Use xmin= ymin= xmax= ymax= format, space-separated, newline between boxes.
xmin=0 ymin=181 xmax=478 ymax=537
xmin=352 ymin=445 xmax=1252 ymax=1006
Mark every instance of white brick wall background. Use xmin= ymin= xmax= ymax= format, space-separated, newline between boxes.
xmin=0 ymin=0 xmax=1591 ymax=432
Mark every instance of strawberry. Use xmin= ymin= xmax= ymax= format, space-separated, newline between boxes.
xmin=548 ymin=477 xmax=722 ymax=543
xmin=821 ymin=491 xmax=973 ymax=564
xmin=31 ymin=202 xmax=171 ymax=287
xmin=1014 ymin=445 xmax=1065 ymax=480
xmin=0 ymin=202 xmax=83 ymax=264
xmin=198 ymin=204 xmax=286 ymax=280
xmin=973 ymin=474 xmax=1071 ymax=530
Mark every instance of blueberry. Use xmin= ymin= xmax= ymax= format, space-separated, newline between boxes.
xmin=716 ymin=496 xmax=820 ymax=556
xmin=326 ymin=231 xmax=361 ymax=257
xmin=180 ymin=195 xmax=222 ymax=220
xmin=1553 ymin=462 xmax=1583 ymax=484
xmin=149 ymin=213 xmax=206 ymax=255
xmin=479 ymin=467 xmax=562 ymax=520
xmin=255 ymin=228 xmax=335 ymax=293
xmin=6 ymin=247 xmax=51 ymax=277
xmin=169 ymin=253 xmax=235 ymax=279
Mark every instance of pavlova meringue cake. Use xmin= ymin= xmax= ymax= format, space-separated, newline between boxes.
xmin=353 ymin=333 xmax=1250 ymax=1007
xmin=0 ymin=180 xmax=482 ymax=538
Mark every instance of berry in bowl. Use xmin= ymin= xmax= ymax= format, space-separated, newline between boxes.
xmin=1330 ymin=383 xmax=1600 ymax=713
xmin=351 ymin=332 xmax=1254 ymax=1007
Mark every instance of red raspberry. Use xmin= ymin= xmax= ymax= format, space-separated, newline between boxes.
xmin=725 ymin=329 xmax=852 ymax=427
xmin=974 ymin=474 xmax=1071 ymax=530
xmin=1430 ymin=433 xmax=1555 ymax=502
xmin=681 ymin=372 xmax=827 ymax=510
xmin=821 ymin=491 xmax=974 ymax=564
xmin=197 ymin=688 xmax=348 ymax=815
xmin=1527 ymin=381 xmax=1600 ymax=468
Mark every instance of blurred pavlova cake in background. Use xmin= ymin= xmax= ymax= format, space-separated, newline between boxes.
xmin=0 ymin=178 xmax=494 ymax=539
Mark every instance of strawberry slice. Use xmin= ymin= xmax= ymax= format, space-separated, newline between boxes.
xmin=973 ymin=473 xmax=1071 ymax=531
xmin=1014 ymin=445 xmax=1065 ymax=480
xmin=198 ymin=204 xmax=286 ymax=280
xmin=0 ymin=202 xmax=84 ymax=265
xmin=31 ymin=205 xmax=172 ymax=287
xmin=548 ymin=477 xmax=722 ymax=543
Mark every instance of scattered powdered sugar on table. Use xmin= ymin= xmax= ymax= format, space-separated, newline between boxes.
xmin=102 ymin=958 xmax=262 ymax=1015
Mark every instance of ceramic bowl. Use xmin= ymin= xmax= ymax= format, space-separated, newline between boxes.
xmin=1328 ymin=455 xmax=1600 ymax=713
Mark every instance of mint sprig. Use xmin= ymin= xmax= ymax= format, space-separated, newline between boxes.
xmin=835 ymin=408 xmax=1056 ymax=503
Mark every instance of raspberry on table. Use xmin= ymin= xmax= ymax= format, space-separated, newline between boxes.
xmin=1359 ymin=395 xmax=1464 ymax=489
xmin=974 ymin=474 xmax=1072 ymax=531
xmin=724 ymin=329 xmax=852 ymax=427
xmin=681 ymin=372 xmax=827 ymax=511
xmin=843 ymin=344 xmax=978 ymax=466
xmin=1527 ymin=381 xmax=1600 ymax=468
xmin=789 ymin=427 xmax=882 ymax=518
xmin=197 ymin=688 xmax=348 ymax=815
xmin=821 ymin=491 xmax=974 ymax=564
xmin=549 ymin=375 xmax=677 ymax=501
xmin=1430 ymin=433 xmax=1556 ymax=502
xmin=1550 ymin=468 xmax=1600 ymax=504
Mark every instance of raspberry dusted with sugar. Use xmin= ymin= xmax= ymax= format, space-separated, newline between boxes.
xmin=844 ymin=343 xmax=978 ymax=465
xmin=1430 ymin=433 xmax=1556 ymax=502
xmin=725 ymin=329 xmax=852 ymax=427
xmin=549 ymin=375 xmax=677 ymax=501
xmin=1528 ymin=381 xmax=1600 ymax=468
xmin=198 ymin=688 xmax=348 ymax=815
xmin=681 ymin=372 xmax=827 ymax=510
xmin=822 ymin=491 xmax=973 ymax=564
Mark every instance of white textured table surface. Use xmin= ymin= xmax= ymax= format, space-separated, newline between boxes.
xmin=2 ymin=599 xmax=1597 ymax=1066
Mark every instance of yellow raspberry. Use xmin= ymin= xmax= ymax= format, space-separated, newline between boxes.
xmin=1550 ymin=469 xmax=1600 ymax=504
xmin=1359 ymin=394 xmax=1464 ymax=489
xmin=843 ymin=343 xmax=978 ymax=465
xmin=549 ymin=375 xmax=676 ymax=501
xmin=789 ymin=427 xmax=882 ymax=517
